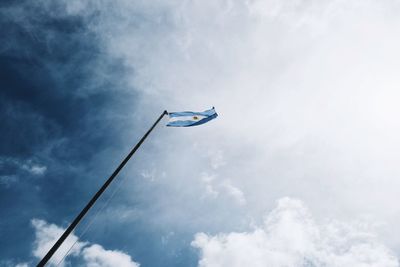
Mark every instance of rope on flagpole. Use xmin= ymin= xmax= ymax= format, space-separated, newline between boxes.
xmin=37 ymin=110 xmax=168 ymax=267
xmin=55 ymin=170 xmax=129 ymax=266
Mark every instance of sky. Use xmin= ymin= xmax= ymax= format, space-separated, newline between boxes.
xmin=2 ymin=0 xmax=400 ymax=266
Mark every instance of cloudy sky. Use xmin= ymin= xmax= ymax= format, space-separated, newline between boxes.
xmin=2 ymin=0 xmax=400 ymax=266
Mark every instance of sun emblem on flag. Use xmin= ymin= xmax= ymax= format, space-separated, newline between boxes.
xmin=193 ymin=116 xmax=199 ymax=120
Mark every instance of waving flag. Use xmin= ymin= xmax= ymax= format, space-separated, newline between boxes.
xmin=167 ymin=107 xmax=218 ymax=127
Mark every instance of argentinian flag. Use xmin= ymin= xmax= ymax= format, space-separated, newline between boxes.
xmin=167 ymin=107 xmax=218 ymax=127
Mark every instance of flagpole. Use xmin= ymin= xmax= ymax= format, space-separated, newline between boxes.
xmin=37 ymin=110 xmax=168 ymax=267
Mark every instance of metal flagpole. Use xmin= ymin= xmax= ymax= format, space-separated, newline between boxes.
xmin=37 ymin=110 xmax=168 ymax=267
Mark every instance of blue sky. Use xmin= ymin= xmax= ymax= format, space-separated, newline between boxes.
xmin=2 ymin=0 xmax=400 ymax=266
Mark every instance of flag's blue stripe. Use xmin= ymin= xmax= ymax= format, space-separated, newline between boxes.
xmin=169 ymin=108 xmax=216 ymax=118
xmin=166 ymin=120 xmax=197 ymax=127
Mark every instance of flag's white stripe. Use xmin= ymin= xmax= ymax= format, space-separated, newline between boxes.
xmin=168 ymin=115 xmax=207 ymax=123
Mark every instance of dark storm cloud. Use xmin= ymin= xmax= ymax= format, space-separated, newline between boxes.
xmin=0 ymin=1 xmax=201 ymax=266
xmin=0 ymin=2 xmax=138 ymax=264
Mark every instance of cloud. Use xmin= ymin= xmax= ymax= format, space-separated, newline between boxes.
xmin=31 ymin=219 xmax=139 ymax=267
xmin=192 ymin=197 xmax=399 ymax=267
xmin=0 ymin=157 xmax=46 ymax=187
xmin=21 ymin=162 xmax=47 ymax=176
xmin=0 ymin=175 xmax=18 ymax=187
xmin=220 ymin=180 xmax=246 ymax=206
xmin=31 ymin=219 xmax=87 ymax=266
xmin=0 ymin=261 xmax=29 ymax=267
xmin=200 ymin=173 xmax=246 ymax=205
xmin=82 ymin=244 xmax=139 ymax=267
xmin=0 ymin=2 xmax=144 ymax=263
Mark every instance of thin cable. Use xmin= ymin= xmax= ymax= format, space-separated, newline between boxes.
xmin=55 ymin=173 xmax=130 ymax=266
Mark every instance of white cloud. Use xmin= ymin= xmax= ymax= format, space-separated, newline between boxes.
xmin=201 ymin=172 xmax=219 ymax=198
xmin=208 ymin=150 xmax=226 ymax=170
xmin=221 ymin=180 xmax=246 ymax=206
xmin=200 ymin=173 xmax=245 ymax=205
xmin=192 ymin=198 xmax=399 ymax=267
xmin=0 ymin=157 xmax=46 ymax=187
xmin=31 ymin=219 xmax=86 ymax=266
xmin=31 ymin=219 xmax=139 ymax=267
xmin=22 ymin=163 xmax=47 ymax=176
xmin=82 ymin=244 xmax=139 ymax=267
